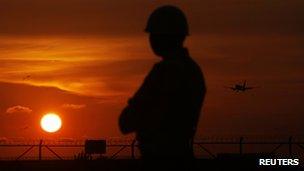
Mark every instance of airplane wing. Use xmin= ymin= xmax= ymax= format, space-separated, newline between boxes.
xmin=224 ymin=86 xmax=236 ymax=90
xmin=244 ymin=86 xmax=259 ymax=90
xmin=243 ymin=80 xmax=247 ymax=87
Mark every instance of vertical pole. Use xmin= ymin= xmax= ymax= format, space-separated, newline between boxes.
xmin=39 ymin=139 xmax=43 ymax=160
xmin=131 ymin=139 xmax=136 ymax=159
xmin=240 ymin=137 xmax=244 ymax=155
xmin=288 ymin=136 xmax=292 ymax=156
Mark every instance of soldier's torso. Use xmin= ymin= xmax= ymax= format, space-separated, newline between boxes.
xmin=137 ymin=49 xmax=206 ymax=154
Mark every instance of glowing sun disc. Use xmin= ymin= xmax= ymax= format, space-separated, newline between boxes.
xmin=40 ymin=113 xmax=62 ymax=133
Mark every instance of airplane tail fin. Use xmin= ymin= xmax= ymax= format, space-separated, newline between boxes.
xmin=243 ymin=80 xmax=247 ymax=87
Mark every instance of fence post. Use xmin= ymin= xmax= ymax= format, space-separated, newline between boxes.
xmin=240 ymin=137 xmax=244 ymax=155
xmin=289 ymin=136 xmax=292 ymax=156
xmin=39 ymin=139 xmax=43 ymax=160
xmin=131 ymin=139 xmax=136 ymax=159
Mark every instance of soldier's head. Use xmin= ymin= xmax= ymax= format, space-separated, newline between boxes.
xmin=145 ymin=6 xmax=189 ymax=58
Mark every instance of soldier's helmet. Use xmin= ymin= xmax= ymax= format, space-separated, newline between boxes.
xmin=145 ymin=5 xmax=189 ymax=36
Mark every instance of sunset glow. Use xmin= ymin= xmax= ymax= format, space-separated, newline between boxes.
xmin=40 ymin=113 xmax=62 ymax=133
xmin=0 ymin=0 xmax=303 ymax=140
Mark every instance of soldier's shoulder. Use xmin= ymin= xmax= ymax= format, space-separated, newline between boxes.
xmin=155 ymin=59 xmax=185 ymax=70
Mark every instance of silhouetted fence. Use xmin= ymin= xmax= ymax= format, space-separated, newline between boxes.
xmin=0 ymin=137 xmax=303 ymax=160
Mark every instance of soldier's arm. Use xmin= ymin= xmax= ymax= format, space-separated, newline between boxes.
xmin=119 ymin=64 xmax=160 ymax=134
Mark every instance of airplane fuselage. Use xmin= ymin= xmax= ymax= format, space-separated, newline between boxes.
xmin=234 ymin=84 xmax=246 ymax=91
xmin=226 ymin=81 xmax=255 ymax=92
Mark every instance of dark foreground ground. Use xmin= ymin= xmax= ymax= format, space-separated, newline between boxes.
xmin=0 ymin=158 xmax=302 ymax=171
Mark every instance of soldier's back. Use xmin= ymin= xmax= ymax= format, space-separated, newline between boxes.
xmin=138 ymin=49 xmax=206 ymax=158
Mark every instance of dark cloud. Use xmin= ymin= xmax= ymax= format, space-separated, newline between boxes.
xmin=0 ymin=0 xmax=303 ymax=36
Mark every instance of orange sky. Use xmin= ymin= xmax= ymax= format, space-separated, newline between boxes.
xmin=0 ymin=0 xmax=303 ymax=140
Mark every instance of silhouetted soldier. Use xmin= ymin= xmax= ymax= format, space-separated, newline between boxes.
xmin=119 ymin=5 xmax=206 ymax=169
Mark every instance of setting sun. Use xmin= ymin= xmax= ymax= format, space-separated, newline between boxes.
xmin=40 ymin=113 xmax=62 ymax=133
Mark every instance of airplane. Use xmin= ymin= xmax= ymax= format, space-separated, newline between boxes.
xmin=225 ymin=81 xmax=258 ymax=92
